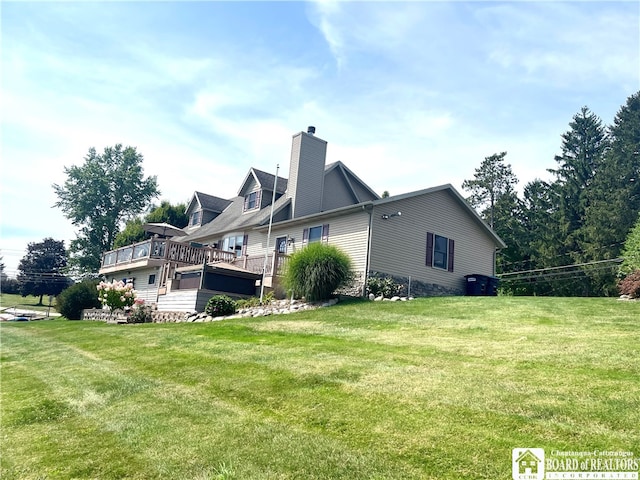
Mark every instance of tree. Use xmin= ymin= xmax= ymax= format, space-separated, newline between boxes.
xmin=546 ymin=107 xmax=609 ymax=295
xmin=113 ymin=201 xmax=188 ymax=248
xmin=462 ymin=152 xmax=518 ymax=229
xmin=146 ymin=200 xmax=188 ymax=227
xmin=17 ymin=238 xmax=69 ymax=304
xmin=582 ymin=92 xmax=640 ymax=279
xmin=620 ymin=214 xmax=640 ymax=277
xmin=53 ymin=145 xmax=159 ymax=273
xmin=113 ymin=219 xmax=146 ymax=249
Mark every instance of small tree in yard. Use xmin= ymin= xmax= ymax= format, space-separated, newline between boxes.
xmin=284 ymin=243 xmax=353 ymax=301
xmin=17 ymin=238 xmax=70 ymax=304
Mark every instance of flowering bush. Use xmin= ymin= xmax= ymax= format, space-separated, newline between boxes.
xmin=128 ymin=299 xmax=152 ymax=323
xmin=97 ymin=280 xmax=136 ymax=311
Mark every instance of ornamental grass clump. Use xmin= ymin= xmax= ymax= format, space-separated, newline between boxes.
xmin=97 ymin=280 xmax=137 ymax=312
xmin=284 ymin=243 xmax=353 ymax=301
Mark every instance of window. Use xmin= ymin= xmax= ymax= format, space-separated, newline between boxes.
xmin=302 ymin=224 xmax=329 ymax=245
xmin=222 ymin=234 xmax=248 ymax=257
xmin=190 ymin=210 xmax=201 ymax=226
xmin=243 ymin=190 xmax=261 ymax=212
xmin=426 ymin=232 xmax=454 ymax=272
xmin=148 ymin=274 xmax=156 ymax=285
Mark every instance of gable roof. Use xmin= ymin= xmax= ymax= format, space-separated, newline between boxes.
xmin=238 ymin=168 xmax=288 ymax=196
xmin=186 ymin=191 xmax=232 ymax=215
xmin=325 ymin=161 xmax=380 ymax=202
xmin=372 ymin=184 xmax=507 ymax=248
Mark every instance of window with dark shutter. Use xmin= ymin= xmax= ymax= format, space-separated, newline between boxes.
xmin=321 ymin=224 xmax=329 ymax=243
xmin=426 ymin=232 xmax=454 ymax=271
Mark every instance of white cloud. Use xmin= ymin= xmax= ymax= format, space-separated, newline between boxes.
xmin=1 ymin=1 xmax=637 ymax=277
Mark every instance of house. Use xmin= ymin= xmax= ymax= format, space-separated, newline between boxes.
xmin=515 ymin=449 xmax=542 ymax=475
xmin=99 ymin=127 xmax=505 ymax=311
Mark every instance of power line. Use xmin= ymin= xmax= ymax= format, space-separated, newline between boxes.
xmin=499 ymin=258 xmax=623 ymax=278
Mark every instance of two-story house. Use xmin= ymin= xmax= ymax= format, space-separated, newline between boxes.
xmin=99 ymin=127 xmax=505 ymax=311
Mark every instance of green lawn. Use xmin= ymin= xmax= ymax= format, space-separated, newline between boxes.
xmin=0 ymin=293 xmax=56 ymax=313
xmin=1 ymin=297 xmax=639 ymax=479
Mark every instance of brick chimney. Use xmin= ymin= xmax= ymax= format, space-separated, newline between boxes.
xmin=287 ymin=127 xmax=327 ymax=218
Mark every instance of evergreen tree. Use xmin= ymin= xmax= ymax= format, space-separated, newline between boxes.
xmin=620 ymin=214 xmax=640 ymax=276
xmin=462 ymin=152 xmax=518 ymax=229
xmin=582 ymin=91 xmax=640 ymax=293
xmin=547 ymin=107 xmax=609 ymax=295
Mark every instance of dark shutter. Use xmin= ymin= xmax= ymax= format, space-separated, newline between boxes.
xmin=241 ymin=234 xmax=248 ymax=256
xmin=426 ymin=232 xmax=433 ymax=267
xmin=448 ymin=238 xmax=455 ymax=272
xmin=302 ymin=228 xmax=309 ymax=245
xmin=322 ymin=224 xmax=330 ymax=243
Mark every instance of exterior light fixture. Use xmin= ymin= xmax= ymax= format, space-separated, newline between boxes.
xmin=381 ymin=211 xmax=402 ymax=220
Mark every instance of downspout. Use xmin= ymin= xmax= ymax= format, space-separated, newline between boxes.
xmin=362 ymin=204 xmax=374 ymax=297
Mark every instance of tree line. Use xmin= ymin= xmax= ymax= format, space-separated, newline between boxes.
xmin=462 ymin=91 xmax=640 ymax=296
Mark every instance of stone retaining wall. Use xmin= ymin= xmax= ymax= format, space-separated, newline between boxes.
xmin=82 ymin=299 xmax=339 ymax=324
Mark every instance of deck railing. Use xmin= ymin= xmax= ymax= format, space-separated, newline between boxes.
xmin=101 ymin=239 xmax=236 ymax=269
xmin=231 ymin=252 xmax=289 ymax=276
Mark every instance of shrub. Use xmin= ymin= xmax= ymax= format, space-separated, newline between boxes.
xmin=618 ymin=270 xmax=640 ymax=298
xmin=235 ymin=297 xmax=261 ymax=310
xmin=97 ymin=280 xmax=136 ymax=311
xmin=366 ymin=276 xmax=402 ymax=298
xmin=128 ymin=300 xmax=152 ymax=323
xmin=284 ymin=243 xmax=353 ymax=301
xmin=205 ymin=295 xmax=236 ymax=317
xmin=56 ymin=280 xmax=102 ymax=320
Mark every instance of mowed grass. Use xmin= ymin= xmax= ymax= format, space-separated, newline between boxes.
xmin=1 ymin=293 xmax=55 ymax=313
xmin=1 ymin=297 xmax=639 ymax=479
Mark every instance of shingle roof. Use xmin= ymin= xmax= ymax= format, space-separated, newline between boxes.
xmin=194 ymin=191 xmax=232 ymax=213
xmin=252 ymin=168 xmax=288 ymax=193
xmin=180 ymin=194 xmax=291 ymax=243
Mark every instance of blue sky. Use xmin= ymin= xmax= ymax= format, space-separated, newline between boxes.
xmin=1 ymin=1 xmax=638 ymax=277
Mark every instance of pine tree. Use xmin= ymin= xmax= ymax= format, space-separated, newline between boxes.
xmin=547 ymin=107 xmax=609 ymax=295
xmin=582 ymin=91 xmax=640 ymax=294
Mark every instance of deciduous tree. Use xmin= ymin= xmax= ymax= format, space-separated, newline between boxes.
xmin=113 ymin=201 xmax=188 ymax=248
xmin=53 ymin=145 xmax=159 ymax=273
xmin=17 ymin=238 xmax=69 ymax=304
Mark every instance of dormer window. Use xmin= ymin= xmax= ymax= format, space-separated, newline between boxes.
xmin=190 ymin=210 xmax=202 ymax=226
xmin=243 ymin=190 xmax=261 ymax=212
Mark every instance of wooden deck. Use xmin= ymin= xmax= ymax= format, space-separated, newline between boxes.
xmin=100 ymin=239 xmax=237 ymax=270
